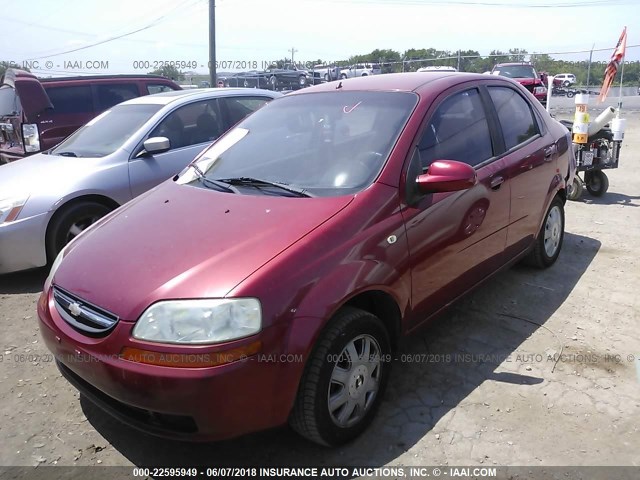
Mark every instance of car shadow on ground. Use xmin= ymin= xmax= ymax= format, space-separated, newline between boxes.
xmin=80 ymin=232 xmax=600 ymax=467
xmin=0 ymin=268 xmax=48 ymax=294
xmin=579 ymin=191 xmax=640 ymax=207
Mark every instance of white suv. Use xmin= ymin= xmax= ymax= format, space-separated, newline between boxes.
xmin=339 ymin=63 xmax=382 ymax=78
xmin=554 ymin=73 xmax=576 ymax=87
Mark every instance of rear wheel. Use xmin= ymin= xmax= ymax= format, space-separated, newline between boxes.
xmin=46 ymin=201 xmax=111 ymax=263
xmin=567 ymin=177 xmax=583 ymax=201
xmin=523 ymin=196 xmax=564 ymax=268
xmin=585 ymin=170 xmax=609 ymax=197
xmin=289 ymin=307 xmax=391 ymax=446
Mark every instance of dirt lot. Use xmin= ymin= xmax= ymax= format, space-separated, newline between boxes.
xmin=1 ymin=103 xmax=639 ymax=470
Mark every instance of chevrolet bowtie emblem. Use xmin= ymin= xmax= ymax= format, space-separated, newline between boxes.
xmin=69 ymin=302 xmax=83 ymax=316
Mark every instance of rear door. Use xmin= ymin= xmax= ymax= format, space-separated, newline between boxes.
xmin=402 ymin=86 xmax=510 ymax=325
xmin=485 ymin=85 xmax=558 ymax=255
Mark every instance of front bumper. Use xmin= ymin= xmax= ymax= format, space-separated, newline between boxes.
xmin=0 ymin=212 xmax=49 ymax=274
xmin=37 ymin=287 xmax=298 ymax=441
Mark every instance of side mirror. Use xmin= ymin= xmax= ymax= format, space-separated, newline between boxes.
xmin=142 ymin=137 xmax=170 ymax=155
xmin=416 ymin=160 xmax=477 ymax=194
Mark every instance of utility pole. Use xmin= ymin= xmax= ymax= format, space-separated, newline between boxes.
xmin=209 ymin=0 xmax=216 ymax=87
xmin=586 ymin=43 xmax=595 ymax=91
xmin=290 ymin=47 xmax=298 ymax=66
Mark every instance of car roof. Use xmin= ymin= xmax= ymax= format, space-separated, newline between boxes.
xmin=120 ymin=87 xmax=281 ymax=105
xmin=288 ymin=72 xmax=486 ymax=94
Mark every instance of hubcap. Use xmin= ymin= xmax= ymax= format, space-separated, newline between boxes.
xmin=543 ymin=206 xmax=562 ymax=257
xmin=328 ymin=334 xmax=382 ymax=428
xmin=65 ymin=215 xmax=101 ymax=244
xmin=590 ymin=175 xmax=601 ymax=191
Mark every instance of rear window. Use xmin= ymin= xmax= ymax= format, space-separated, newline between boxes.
xmin=46 ymin=85 xmax=94 ymax=114
xmin=0 ymin=86 xmax=20 ymax=116
xmin=493 ymin=65 xmax=537 ymax=79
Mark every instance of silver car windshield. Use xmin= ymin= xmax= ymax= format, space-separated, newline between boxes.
xmin=50 ymin=104 xmax=162 ymax=158
xmin=181 ymin=91 xmax=417 ymax=197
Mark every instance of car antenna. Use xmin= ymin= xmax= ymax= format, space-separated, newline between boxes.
xmin=336 ymin=81 xmax=342 ymax=90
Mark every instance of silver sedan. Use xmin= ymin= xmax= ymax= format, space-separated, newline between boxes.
xmin=0 ymin=88 xmax=281 ymax=274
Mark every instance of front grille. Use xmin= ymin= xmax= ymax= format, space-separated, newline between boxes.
xmin=53 ymin=286 xmax=119 ymax=335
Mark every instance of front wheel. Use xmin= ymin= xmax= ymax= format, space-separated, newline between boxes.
xmin=46 ymin=201 xmax=111 ymax=263
xmin=289 ymin=307 xmax=391 ymax=446
xmin=523 ymin=196 xmax=564 ymax=268
xmin=566 ymin=91 xmax=575 ymax=98
xmin=585 ymin=170 xmax=609 ymax=197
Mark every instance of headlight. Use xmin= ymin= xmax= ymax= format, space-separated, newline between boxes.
xmin=0 ymin=195 xmax=29 ymax=224
xmin=133 ymin=298 xmax=262 ymax=344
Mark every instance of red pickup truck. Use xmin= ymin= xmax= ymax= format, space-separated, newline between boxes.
xmin=491 ymin=62 xmax=548 ymax=106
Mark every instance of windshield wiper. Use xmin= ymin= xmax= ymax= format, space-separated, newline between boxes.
xmin=190 ymin=163 xmax=235 ymax=193
xmin=56 ymin=151 xmax=78 ymax=157
xmin=216 ymin=177 xmax=312 ymax=197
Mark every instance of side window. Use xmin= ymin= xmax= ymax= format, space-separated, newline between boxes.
xmin=45 ymin=86 xmax=94 ymax=114
xmin=95 ymin=84 xmax=140 ymax=111
xmin=488 ymin=86 xmax=539 ymax=150
xmin=149 ymin=99 xmax=224 ymax=151
xmin=147 ymin=84 xmax=175 ymax=95
xmin=223 ymin=96 xmax=271 ymax=126
xmin=417 ymin=88 xmax=493 ymax=170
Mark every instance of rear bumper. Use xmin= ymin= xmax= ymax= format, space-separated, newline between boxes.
xmin=0 ymin=212 xmax=49 ymax=274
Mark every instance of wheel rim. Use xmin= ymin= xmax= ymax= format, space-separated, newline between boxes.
xmin=544 ymin=206 xmax=562 ymax=257
xmin=328 ymin=334 xmax=382 ymax=428
xmin=65 ymin=215 xmax=101 ymax=244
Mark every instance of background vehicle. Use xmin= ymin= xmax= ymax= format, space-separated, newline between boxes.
xmin=554 ymin=73 xmax=577 ymax=87
xmin=0 ymin=69 xmax=181 ymax=163
xmin=221 ymin=71 xmax=269 ymax=88
xmin=38 ymin=73 xmax=571 ymax=447
xmin=310 ymin=64 xmax=339 ymax=83
xmin=339 ymin=63 xmax=382 ymax=78
xmin=491 ymin=62 xmax=547 ymax=106
xmin=417 ymin=66 xmax=458 ymax=72
xmin=0 ymin=88 xmax=280 ymax=274
xmin=263 ymin=63 xmax=309 ymax=90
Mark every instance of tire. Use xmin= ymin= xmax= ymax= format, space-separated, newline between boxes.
xmin=46 ymin=201 xmax=111 ymax=263
xmin=324 ymin=73 xmax=329 ymax=81
xmin=567 ymin=177 xmax=583 ymax=201
xmin=289 ymin=307 xmax=391 ymax=446
xmin=340 ymin=73 xmax=347 ymax=80
xmin=585 ymin=170 xmax=609 ymax=197
xmin=269 ymin=75 xmax=277 ymax=89
xmin=563 ymin=80 xmax=571 ymax=87
xmin=299 ymin=75 xmax=307 ymax=87
xmin=566 ymin=91 xmax=575 ymax=98
xmin=523 ymin=196 xmax=564 ymax=268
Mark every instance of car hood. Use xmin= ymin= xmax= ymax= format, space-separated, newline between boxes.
xmin=53 ymin=181 xmax=354 ymax=321
xmin=0 ymin=151 xmax=107 ymax=200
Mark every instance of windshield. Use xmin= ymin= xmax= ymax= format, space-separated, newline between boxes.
xmin=0 ymin=86 xmax=20 ymax=116
xmin=494 ymin=65 xmax=537 ymax=79
xmin=178 ymin=91 xmax=417 ymax=196
xmin=51 ymin=104 xmax=162 ymax=157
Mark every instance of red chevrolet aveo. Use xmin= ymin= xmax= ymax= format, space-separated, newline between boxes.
xmin=38 ymin=73 xmax=573 ymax=446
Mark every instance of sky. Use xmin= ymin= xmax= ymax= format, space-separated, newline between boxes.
xmin=1 ymin=0 xmax=639 ymax=77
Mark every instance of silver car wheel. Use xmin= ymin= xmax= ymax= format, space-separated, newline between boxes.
xmin=544 ymin=205 xmax=562 ymax=257
xmin=65 ymin=215 xmax=101 ymax=243
xmin=328 ymin=334 xmax=381 ymax=428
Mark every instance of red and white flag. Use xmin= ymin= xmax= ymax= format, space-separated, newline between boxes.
xmin=598 ymin=27 xmax=627 ymax=102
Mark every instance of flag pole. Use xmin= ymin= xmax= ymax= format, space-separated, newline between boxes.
xmin=616 ymin=53 xmax=625 ymax=117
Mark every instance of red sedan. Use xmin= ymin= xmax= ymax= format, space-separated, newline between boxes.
xmin=38 ymin=72 xmax=574 ymax=446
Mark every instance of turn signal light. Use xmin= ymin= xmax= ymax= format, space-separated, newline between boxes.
xmin=120 ymin=341 xmax=261 ymax=368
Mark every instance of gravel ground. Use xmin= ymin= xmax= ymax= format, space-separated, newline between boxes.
xmin=0 ymin=105 xmax=639 ymax=471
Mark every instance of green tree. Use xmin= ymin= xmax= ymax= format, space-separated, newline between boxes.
xmin=149 ymin=64 xmax=185 ymax=81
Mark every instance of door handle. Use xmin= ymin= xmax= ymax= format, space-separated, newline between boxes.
xmin=544 ymin=145 xmax=556 ymax=160
xmin=490 ymin=176 xmax=504 ymax=190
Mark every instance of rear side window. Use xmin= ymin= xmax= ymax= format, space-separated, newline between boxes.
xmin=95 ymin=83 xmax=140 ymax=111
xmin=223 ymin=96 xmax=271 ymax=126
xmin=147 ymin=84 xmax=175 ymax=95
xmin=488 ymin=86 xmax=539 ymax=150
xmin=46 ymin=86 xmax=94 ymax=114
xmin=417 ymin=88 xmax=493 ymax=169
